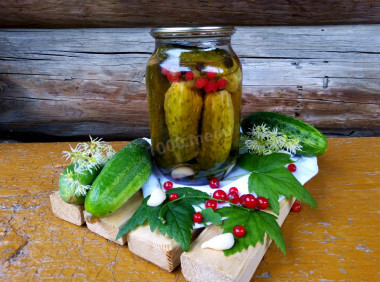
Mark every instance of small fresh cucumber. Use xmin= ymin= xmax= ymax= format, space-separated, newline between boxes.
xmin=241 ymin=112 xmax=328 ymax=156
xmin=85 ymin=139 xmax=152 ymax=218
xmin=59 ymin=163 xmax=101 ymax=205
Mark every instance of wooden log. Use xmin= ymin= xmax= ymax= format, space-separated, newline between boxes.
xmin=49 ymin=191 xmax=85 ymax=226
xmin=127 ymin=226 xmax=202 ymax=272
xmin=0 ymin=0 xmax=380 ymax=28
xmin=84 ymin=191 xmax=143 ymax=245
xmin=181 ymin=198 xmax=295 ymax=282
xmin=0 ymin=25 xmax=379 ymax=141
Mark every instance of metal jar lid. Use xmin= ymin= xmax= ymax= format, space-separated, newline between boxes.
xmin=151 ymin=26 xmax=236 ymax=38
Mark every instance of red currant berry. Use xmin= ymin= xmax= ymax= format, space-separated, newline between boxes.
xmin=161 ymin=67 xmax=169 ymax=76
xmin=227 ymin=192 xmax=240 ymax=204
xmin=169 ymin=193 xmax=179 ymax=201
xmin=233 ymin=225 xmax=246 ymax=237
xmin=209 ymin=177 xmax=220 ymax=189
xmin=205 ymin=199 xmax=218 ymax=211
xmin=206 ymin=71 xmax=216 ymax=79
xmin=185 ymin=71 xmax=194 ymax=81
xmin=257 ymin=197 xmax=269 ymax=210
xmin=229 ymin=187 xmax=239 ymax=195
xmin=193 ymin=212 xmax=203 ymax=223
xmin=244 ymin=194 xmax=258 ymax=209
xmin=287 ymin=164 xmax=297 ymax=173
xmin=291 ymin=202 xmax=302 ymax=213
xmin=205 ymin=80 xmax=218 ymax=93
xmin=195 ymin=77 xmax=207 ymax=89
xmin=217 ymin=78 xmax=227 ymax=89
xmin=213 ymin=190 xmax=227 ymax=201
xmin=167 ymin=72 xmax=180 ymax=82
xmin=239 ymin=194 xmax=248 ymax=205
xmin=163 ymin=181 xmax=173 ymax=190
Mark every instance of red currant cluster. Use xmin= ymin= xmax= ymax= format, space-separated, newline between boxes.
xmin=161 ymin=66 xmax=228 ymax=94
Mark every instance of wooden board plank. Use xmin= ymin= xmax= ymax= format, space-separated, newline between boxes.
xmin=0 ymin=139 xmax=379 ymax=280
xmin=49 ymin=191 xmax=85 ymax=226
xmin=0 ymin=0 xmax=380 ymax=28
xmin=84 ymin=191 xmax=143 ymax=245
xmin=181 ymin=198 xmax=295 ymax=281
xmin=0 ymin=25 xmax=379 ymax=141
xmin=127 ymin=226 xmax=202 ymax=272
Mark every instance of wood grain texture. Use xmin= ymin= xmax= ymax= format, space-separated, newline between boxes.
xmin=181 ymin=198 xmax=295 ymax=282
xmin=0 ymin=0 xmax=380 ymax=28
xmin=1 ymin=25 xmax=379 ymax=141
xmin=0 ymin=138 xmax=379 ymax=281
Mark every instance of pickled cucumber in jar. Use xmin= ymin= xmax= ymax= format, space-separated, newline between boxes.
xmin=146 ymin=27 xmax=242 ymax=185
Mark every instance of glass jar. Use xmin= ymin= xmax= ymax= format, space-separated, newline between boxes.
xmin=146 ymin=26 xmax=242 ymax=185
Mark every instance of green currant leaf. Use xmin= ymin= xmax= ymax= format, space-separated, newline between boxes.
xmin=238 ymin=153 xmax=316 ymax=214
xmin=217 ymin=206 xmax=286 ymax=256
xmin=147 ymin=203 xmax=168 ymax=235
xmin=116 ymin=197 xmax=149 ymax=240
xmin=201 ymin=208 xmax=222 ymax=225
xmin=164 ymin=200 xmax=195 ymax=251
xmin=166 ymin=187 xmax=210 ymax=205
xmin=238 ymin=153 xmax=293 ymax=172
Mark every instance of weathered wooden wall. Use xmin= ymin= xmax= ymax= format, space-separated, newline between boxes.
xmin=0 ymin=25 xmax=379 ymax=141
xmin=1 ymin=0 xmax=380 ymax=28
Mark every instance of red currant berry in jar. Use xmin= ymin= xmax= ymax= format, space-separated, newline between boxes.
xmin=244 ymin=194 xmax=258 ymax=209
xmin=193 ymin=212 xmax=203 ymax=223
xmin=209 ymin=177 xmax=220 ymax=189
xmin=229 ymin=187 xmax=239 ymax=195
xmin=287 ymin=164 xmax=297 ymax=172
xmin=227 ymin=192 xmax=240 ymax=204
xmin=257 ymin=197 xmax=269 ymax=210
xmin=205 ymin=80 xmax=218 ymax=93
xmin=233 ymin=225 xmax=246 ymax=237
xmin=185 ymin=71 xmax=194 ymax=81
xmin=206 ymin=71 xmax=216 ymax=79
xmin=239 ymin=194 xmax=248 ymax=205
xmin=169 ymin=193 xmax=179 ymax=201
xmin=213 ymin=190 xmax=227 ymax=201
xmin=167 ymin=72 xmax=180 ymax=82
xmin=163 ymin=181 xmax=173 ymax=190
xmin=161 ymin=67 xmax=169 ymax=76
xmin=205 ymin=199 xmax=218 ymax=211
xmin=195 ymin=77 xmax=207 ymax=89
xmin=291 ymin=202 xmax=302 ymax=212
xmin=217 ymin=78 xmax=227 ymax=89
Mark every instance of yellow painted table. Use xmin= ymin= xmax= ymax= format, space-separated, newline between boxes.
xmin=0 ymin=138 xmax=379 ymax=281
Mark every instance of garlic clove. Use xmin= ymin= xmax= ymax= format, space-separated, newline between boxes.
xmin=147 ymin=188 xmax=166 ymax=207
xmin=201 ymin=233 xmax=235 ymax=251
xmin=171 ymin=166 xmax=195 ymax=179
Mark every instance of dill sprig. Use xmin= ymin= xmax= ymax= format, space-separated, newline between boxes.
xmin=240 ymin=124 xmax=302 ymax=155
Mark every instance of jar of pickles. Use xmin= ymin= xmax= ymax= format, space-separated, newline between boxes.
xmin=146 ymin=27 xmax=242 ymax=185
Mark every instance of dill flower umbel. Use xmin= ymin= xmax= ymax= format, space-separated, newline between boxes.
xmin=63 ymin=136 xmax=115 ymax=171
xmin=241 ymin=124 xmax=302 ymax=155
xmin=62 ymin=136 xmax=115 ymax=196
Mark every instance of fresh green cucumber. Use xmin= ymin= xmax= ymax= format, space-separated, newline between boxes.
xmin=85 ymin=139 xmax=152 ymax=218
xmin=241 ymin=112 xmax=328 ymax=156
xmin=59 ymin=163 xmax=101 ymax=205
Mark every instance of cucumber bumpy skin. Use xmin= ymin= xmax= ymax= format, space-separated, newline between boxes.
xmin=241 ymin=112 xmax=328 ymax=156
xmin=84 ymin=139 xmax=152 ymax=218
xmin=198 ymin=90 xmax=235 ymax=170
xmin=59 ymin=163 xmax=101 ymax=205
xmin=164 ymin=81 xmax=203 ymax=163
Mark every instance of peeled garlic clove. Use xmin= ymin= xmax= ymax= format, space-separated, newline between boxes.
xmin=171 ymin=166 xmax=195 ymax=179
xmin=201 ymin=233 xmax=235 ymax=251
xmin=147 ymin=188 xmax=166 ymax=207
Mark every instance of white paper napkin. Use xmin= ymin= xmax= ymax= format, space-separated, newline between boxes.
xmin=142 ymin=138 xmax=318 ymax=226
